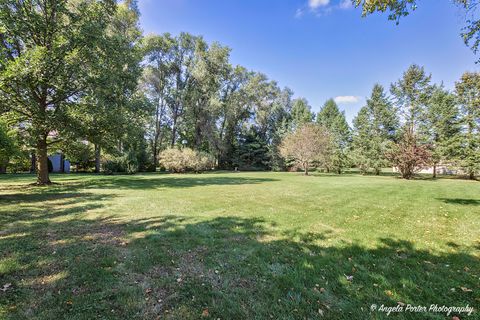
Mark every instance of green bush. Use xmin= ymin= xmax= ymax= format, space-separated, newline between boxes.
xmin=160 ymin=148 xmax=215 ymax=173
xmin=124 ymin=151 xmax=139 ymax=174
xmin=103 ymin=159 xmax=123 ymax=175
xmin=102 ymin=152 xmax=140 ymax=175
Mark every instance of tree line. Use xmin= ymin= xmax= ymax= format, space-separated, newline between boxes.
xmin=0 ymin=1 xmax=479 ymax=184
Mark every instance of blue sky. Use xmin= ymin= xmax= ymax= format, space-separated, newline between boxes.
xmin=138 ymin=0 xmax=478 ymax=123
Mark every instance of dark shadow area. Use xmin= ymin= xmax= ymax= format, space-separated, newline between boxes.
xmin=49 ymin=175 xmax=279 ymax=191
xmin=437 ymin=198 xmax=480 ymax=206
xmin=0 ymin=190 xmax=114 ymax=226
xmin=1 ymin=199 xmax=478 ymax=319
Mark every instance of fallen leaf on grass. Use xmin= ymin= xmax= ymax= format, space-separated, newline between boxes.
xmin=344 ymin=275 xmax=353 ymax=281
xmin=460 ymin=287 xmax=473 ymax=292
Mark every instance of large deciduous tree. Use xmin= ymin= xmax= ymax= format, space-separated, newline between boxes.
xmin=0 ymin=0 xmax=116 ymax=184
xmin=141 ymin=34 xmax=176 ymax=168
xmin=78 ymin=0 xmax=143 ymax=173
xmin=215 ymin=66 xmax=252 ymax=168
xmin=280 ymin=123 xmax=332 ymax=175
xmin=0 ymin=117 xmax=16 ymax=173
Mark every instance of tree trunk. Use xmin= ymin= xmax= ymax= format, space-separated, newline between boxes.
xmin=152 ymin=143 xmax=158 ymax=169
xmin=60 ymin=153 xmax=65 ymax=173
xmin=95 ymin=144 xmax=101 ymax=173
xmin=171 ymin=116 xmax=177 ymax=147
xmin=36 ymin=136 xmax=51 ymax=185
xmin=30 ymin=152 xmax=36 ymax=173
xmin=0 ymin=166 xmax=6 ymax=174
xmin=432 ymin=163 xmax=437 ymax=179
xmin=304 ymin=163 xmax=308 ymax=176
xmin=469 ymin=171 xmax=475 ymax=180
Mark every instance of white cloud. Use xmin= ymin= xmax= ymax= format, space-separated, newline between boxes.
xmin=295 ymin=8 xmax=305 ymax=18
xmin=296 ymin=0 xmax=351 ymax=18
xmin=339 ymin=0 xmax=353 ymax=9
xmin=334 ymin=96 xmax=361 ymax=104
xmin=308 ymin=0 xmax=330 ymax=10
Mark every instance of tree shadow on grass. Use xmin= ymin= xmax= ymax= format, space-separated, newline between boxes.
xmin=436 ymin=198 xmax=480 ymax=206
xmin=1 ymin=206 xmax=478 ymax=319
xmin=0 ymin=190 xmax=114 ymax=226
xmin=52 ymin=175 xmax=279 ymax=191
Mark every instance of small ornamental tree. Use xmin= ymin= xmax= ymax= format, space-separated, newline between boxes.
xmin=279 ymin=124 xmax=331 ymax=175
xmin=387 ymin=129 xmax=431 ymax=179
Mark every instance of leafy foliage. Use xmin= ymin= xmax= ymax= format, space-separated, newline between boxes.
xmin=280 ymin=124 xmax=332 ymax=175
xmin=316 ymin=99 xmax=351 ymax=173
xmin=387 ymin=129 xmax=431 ymax=179
xmin=455 ymin=72 xmax=480 ymax=179
xmin=420 ymin=86 xmax=462 ymax=177
xmin=160 ymin=147 xmax=215 ymax=173
xmin=0 ymin=118 xmax=16 ymax=171
xmin=0 ymin=0 xmax=117 ymax=184
xmin=352 ymin=84 xmax=398 ymax=174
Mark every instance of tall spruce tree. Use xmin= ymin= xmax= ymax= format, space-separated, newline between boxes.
xmin=316 ymin=99 xmax=351 ymax=173
xmin=290 ymin=98 xmax=314 ymax=130
xmin=455 ymin=72 xmax=480 ymax=179
xmin=390 ymin=65 xmax=433 ymax=179
xmin=352 ymin=84 xmax=398 ymax=174
xmin=421 ymin=86 xmax=461 ymax=178
xmin=391 ymin=64 xmax=433 ymax=133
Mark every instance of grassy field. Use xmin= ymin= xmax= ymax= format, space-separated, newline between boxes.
xmin=0 ymin=172 xmax=479 ymax=319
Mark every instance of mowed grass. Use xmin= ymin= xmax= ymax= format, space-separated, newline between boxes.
xmin=0 ymin=172 xmax=479 ymax=319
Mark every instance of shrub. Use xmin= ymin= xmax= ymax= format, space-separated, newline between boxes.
xmin=124 ymin=151 xmax=139 ymax=174
xmin=160 ymin=148 xmax=215 ymax=173
xmin=387 ymin=129 xmax=431 ymax=179
xmin=103 ymin=158 xmax=124 ymax=175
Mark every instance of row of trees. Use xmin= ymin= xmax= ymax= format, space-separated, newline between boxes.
xmin=280 ymin=65 xmax=480 ymax=180
xmin=0 ymin=1 xmax=479 ymax=184
xmin=0 ymin=0 xmax=320 ymax=184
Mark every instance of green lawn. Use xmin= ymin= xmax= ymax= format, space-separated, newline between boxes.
xmin=0 ymin=172 xmax=479 ymax=319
